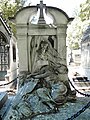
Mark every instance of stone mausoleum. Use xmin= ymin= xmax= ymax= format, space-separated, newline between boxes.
xmin=4 ymin=0 xmax=90 ymax=120
xmin=3 ymin=1 xmax=90 ymax=120
xmin=15 ymin=0 xmax=73 ymax=81
xmin=81 ymin=25 xmax=90 ymax=80
xmin=0 ymin=14 xmax=18 ymax=86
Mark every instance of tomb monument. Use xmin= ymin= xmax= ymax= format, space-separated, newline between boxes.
xmin=4 ymin=1 xmax=79 ymax=120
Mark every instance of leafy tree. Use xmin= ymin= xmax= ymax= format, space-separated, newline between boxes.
xmin=79 ymin=0 xmax=90 ymax=21
xmin=67 ymin=0 xmax=90 ymax=50
xmin=0 ymin=0 xmax=27 ymax=18
xmin=0 ymin=0 xmax=27 ymax=35
xmin=67 ymin=17 xmax=83 ymax=50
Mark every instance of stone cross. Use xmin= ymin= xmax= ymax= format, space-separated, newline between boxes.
xmin=37 ymin=0 xmax=46 ymax=24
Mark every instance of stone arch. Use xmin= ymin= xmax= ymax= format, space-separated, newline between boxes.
xmin=27 ymin=11 xmax=39 ymax=24
xmin=15 ymin=6 xmax=37 ymax=24
xmin=15 ymin=5 xmax=70 ymax=25
xmin=27 ymin=8 xmax=54 ymax=25
xmin=29 ymin=12 xmax=54 ymax=24
xmin=47 ymin=6 xmax=70 ymax=24
xmin=14 ymin=4 xmax=72 ymax=73
xmin=45 ymin=12 xmax=55 ymax=24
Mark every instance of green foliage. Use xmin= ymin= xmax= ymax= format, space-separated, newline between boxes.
xmin=0 ymin=0 xmax=27 ymax=35
xmin=72 ymin=42 xmax=80 ymax=50
xmin=79 ymin=0 xmax=90 ymax=21
xmin=67 ymin=0 xmax=90 ymax=50
xmin=67 ymin=17 xmax=83 ymax=50
xmin=0 ymin=1 xmax=14 ymax=18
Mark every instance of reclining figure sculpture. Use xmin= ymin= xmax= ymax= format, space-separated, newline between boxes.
xmin=5 ymin=38 xmax=76 ymax=120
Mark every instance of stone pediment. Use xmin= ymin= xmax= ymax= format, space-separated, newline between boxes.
xmin=15 ymin=5 xmax=73 ymax=25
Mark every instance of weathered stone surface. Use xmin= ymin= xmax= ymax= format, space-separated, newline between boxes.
xmin=4 ymin=26 xmax=76 ymax=120
xmin=15 ymin=3 xmax=68 ymax=76
xmin=32 ymin=97 xmax=90 ymax=120
xmin=4 ymin=2 xmax=80 ymax=120
xmin=4 ymin=91 xmax=90 ymax=120
xmin=4 ymin=75 xmax=76 ymax=120
xmin=0 ymin=92 xmax=8 ymax=109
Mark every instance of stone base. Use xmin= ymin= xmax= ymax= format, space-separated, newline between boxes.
xmin=0 ymin=92 xmax=8 ymax=109
xmin=30 ymin=97 xmax=89 ymax=120
xmin=4 ymin=97 xmax=90 ymax=120
xmin=32 ymin=97 xmax=90 ymax=120
xmin=38 ymin=18 xmax=46 ymax=24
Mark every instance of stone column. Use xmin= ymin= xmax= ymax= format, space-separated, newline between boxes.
xmin=56 ymin=25 xmax=67 ymax=65
xmin=16 ymin=35 xmax=28 ymax=73
xmin=56 ymin=24 xmax=68 ymax=82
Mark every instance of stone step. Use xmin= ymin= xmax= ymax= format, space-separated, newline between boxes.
xmin=0 ymin=92 xmax=8 ymax=109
